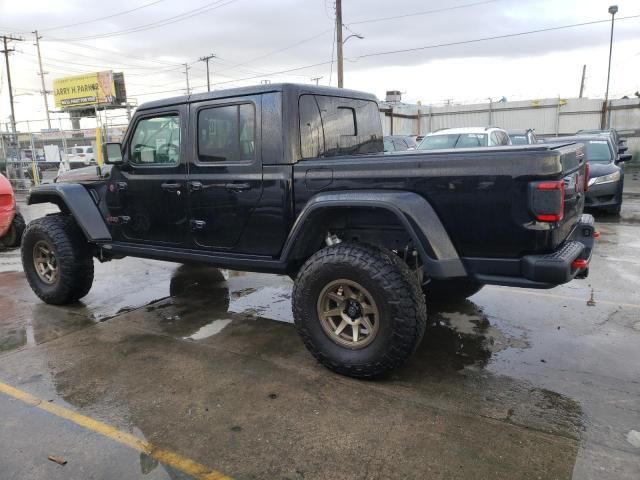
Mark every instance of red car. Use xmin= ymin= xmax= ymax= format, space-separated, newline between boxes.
xmin=0 ymin=173 xmax=25 ymax=247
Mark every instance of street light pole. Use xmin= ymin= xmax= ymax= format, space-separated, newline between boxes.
xmin=336 ymin=0 xmax=344 ymax=88
xmin=602 ymin=4 xmax=618 ymax=128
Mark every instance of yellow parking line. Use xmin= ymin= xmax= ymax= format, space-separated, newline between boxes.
xmin=0 ymin=381 xmax=232 ymax=480
xmin=487 ymin=286 xmax=640 ymax=309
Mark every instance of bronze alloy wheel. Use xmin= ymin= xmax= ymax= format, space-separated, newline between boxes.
xmin=316 ymin=278 xmax=380 ymax=349
xmin=33 ymin=240 xmax=58 ymax=284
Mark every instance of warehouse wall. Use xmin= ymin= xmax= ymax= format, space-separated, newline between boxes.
xmin=380 ymin=97 xmax=640 ymax=161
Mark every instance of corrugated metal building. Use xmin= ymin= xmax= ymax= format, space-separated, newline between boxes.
xmin=379 ymin=92 xmax=640 ymax=159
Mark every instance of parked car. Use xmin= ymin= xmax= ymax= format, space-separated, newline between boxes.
xmin=507 ymin=129 xmax=538 ymax=145
xmin=383 ymin=135 xmax=417 ymax=152
xmin=576 ymin=129 xmax=628 ymax=154
xmin=417 ymin=127 xmax=511 ymax=150
xmin=22 ymin=83 xmax=594 ymax=378
xmin=65 ymin=146 xmax=96 ymax=166
xmin=0 ymin=173 xmax=25 ymax=247
xmin=547 ymin=135 xmax=631 ymax=215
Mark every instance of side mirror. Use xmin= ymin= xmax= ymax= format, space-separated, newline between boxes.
xmin=103 ymin=142 xmax=123 ymax=165
xmin=617 ymin=153 xmax=633 ymax=164
xmin=618 ymin=145 xmax=629 ymax=154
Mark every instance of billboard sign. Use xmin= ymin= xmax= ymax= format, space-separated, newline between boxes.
xmin=54 ymin=71 xmax=117 ymax=109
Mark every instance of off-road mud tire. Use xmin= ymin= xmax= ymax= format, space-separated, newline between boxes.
xmin=21 ymin=214 xmax=94 ymax=304
xmin=292 ymin=243 xmax=427 ymax=378
xmin=1 ymin=212 xmax=25 ymax=248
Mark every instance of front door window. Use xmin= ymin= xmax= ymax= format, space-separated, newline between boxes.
xmin=130 ymin=115 xmax=181 ymax=166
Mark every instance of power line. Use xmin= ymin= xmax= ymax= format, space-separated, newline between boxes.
xmin=349 ymin=0 xmax=502 ymax=25
xmin=215 ymin=29 xmax=333 ymax=75
xmin=40 ymin=0 xmax=167 ymax=32
xmin=127 ymin=13 xmax=640 ymax=98
xmin=49 ymin=40 xmax=183 ymax=67
xmin=350 ymin=13 xmax=640 ymax=61
xmin=49 ymin=0 xmax=241 ymax=42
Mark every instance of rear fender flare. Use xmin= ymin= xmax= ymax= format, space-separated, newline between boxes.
xmin=281 ymin=190 xmax=466 ymax=279
xmin=27 ymin=183 xmax=111 ymax=242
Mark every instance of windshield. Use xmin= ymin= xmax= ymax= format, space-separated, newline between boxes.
xmin=418 ymin=133 xmax=488 ymax=150
xmin=584 ymin=140 xmax=613 ymax=164
xmin=510 ymin=135 xmax=528 ymax=145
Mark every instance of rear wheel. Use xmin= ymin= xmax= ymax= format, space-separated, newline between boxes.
xmin=292 ymin=243 xmax=427 ymax=378
xmin=21 ymin=215 xmax=94 ymax=304
xmin=422 ymin=278 xmax=484 ymax=303
xmin=1 ymin=213 xmax=25 ymax=248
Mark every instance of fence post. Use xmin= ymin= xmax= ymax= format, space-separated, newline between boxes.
xmin=555 ymin=97 xmax=561 ymax=137
xmin=28 ymin=129 xmax=40 ymax=186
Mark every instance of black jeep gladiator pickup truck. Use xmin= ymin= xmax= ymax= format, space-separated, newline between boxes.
xmin=22 ymin=83 xmax=595 ymax=378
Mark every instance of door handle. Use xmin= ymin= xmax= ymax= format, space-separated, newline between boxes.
xmin=161 ymin=182 xmax=182 ymax=192
xmin=188 ymin=181 xmax=203 ymax=191
xmin=225 ymin=182 xmax=251 ymax=192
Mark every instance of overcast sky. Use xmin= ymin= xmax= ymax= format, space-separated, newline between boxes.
xmin=1 ymin=0 xmax=639 ymax=130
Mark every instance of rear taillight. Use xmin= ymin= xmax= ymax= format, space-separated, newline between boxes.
xmin=584 ymin=163 xmax=590 ymax=192
xmin=530 ymin=180 xmax=565 ymax=222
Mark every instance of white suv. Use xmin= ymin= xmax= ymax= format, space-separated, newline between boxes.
xmin=417 ymin=127 xmax=511 ymax=150
xmin=65 ymin=146 xmax=96 ymax=166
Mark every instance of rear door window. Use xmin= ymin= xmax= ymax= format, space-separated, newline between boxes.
xmin=299 ymin=94 xmax=383 ymax=159
xmin=197 ymin=103 xmax=256 ymax=163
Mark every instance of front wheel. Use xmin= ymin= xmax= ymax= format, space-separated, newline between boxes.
xmin=292 ymin=243 xmax=427 ymax=378
xmin=21 ymin=215 xmax=94 ymax=305
xmin=422 ymin=278 xmax=484 ymax=303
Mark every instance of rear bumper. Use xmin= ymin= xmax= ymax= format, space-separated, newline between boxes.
xmin=468 ymin=214 xmax=596 ymax=289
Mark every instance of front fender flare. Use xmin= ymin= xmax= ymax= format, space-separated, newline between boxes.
xmin=281 ymin=190 xmax=466 ymax=279
xmin=28 ymin=183 xmax=112 ymax=242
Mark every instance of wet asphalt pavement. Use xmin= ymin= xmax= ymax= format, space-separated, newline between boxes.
xmin=0 ymin=176 xmax=639 ymax=479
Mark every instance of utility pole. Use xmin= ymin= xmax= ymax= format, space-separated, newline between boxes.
xmin=579 ymin=64 xmax=586 ymax=98
xmin=2 ymin=35 xmax=25 ymax=186
xmin=199 ymin=54 xmax=216 ymax=92
xmin=33 ymin=30 xmax=51 ymax=129
xmin=311 ymin=76 xmax=323 ymax=85
xmin=336 ymin=0 xmax=344 ymax=88
xmin=1 ymin=35 xmax=23 ymax=136
xmin=183 ymin=63 xmax=191 ymax=94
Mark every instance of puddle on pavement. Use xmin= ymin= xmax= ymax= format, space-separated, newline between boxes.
xmin=144 ymin=265 xmax=294 ymax=339
xmin=416 ymin=299 xmax=530 ymax=372
xmin=145 ymin=265 xmax=532 ymax=375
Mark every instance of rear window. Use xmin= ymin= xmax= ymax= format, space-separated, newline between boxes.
xmin=419 ymin=133 xmax=487 ymax=150
xmin=584 ymin=140 xmax=613 ymax=164
xmin=299 ymin=94 xmax=383 ymax=159
xmin=510 ymin=135 xmax=528 ymax=145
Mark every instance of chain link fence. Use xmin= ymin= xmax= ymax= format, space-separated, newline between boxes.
xmin=1 ymin=121 xmax=128 ymax=190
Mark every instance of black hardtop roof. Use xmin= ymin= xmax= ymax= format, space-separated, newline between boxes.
xmin=137 ymin=83 xmax=379 ymax=111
